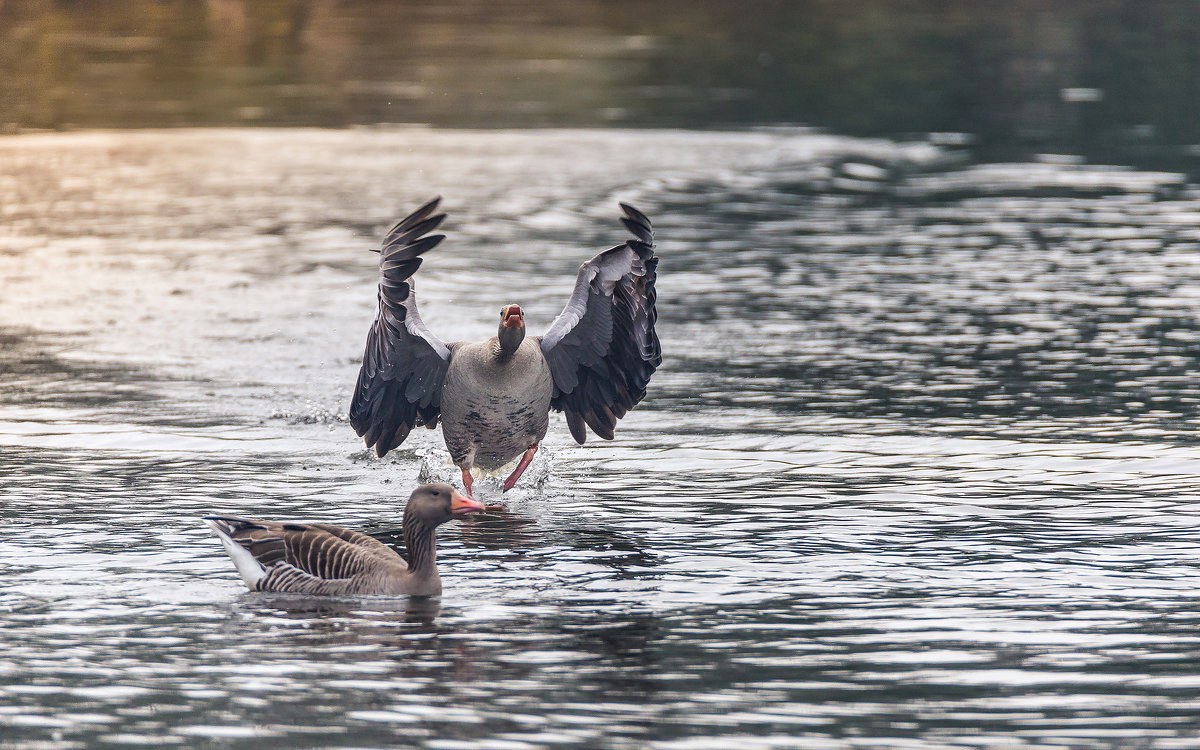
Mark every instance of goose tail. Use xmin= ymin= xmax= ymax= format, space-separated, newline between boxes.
xmin=204 ymin=516 xmax=267 ymax=590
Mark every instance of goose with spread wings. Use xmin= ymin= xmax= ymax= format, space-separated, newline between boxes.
xmin=349 ymin=198 xmax=661 ymax=496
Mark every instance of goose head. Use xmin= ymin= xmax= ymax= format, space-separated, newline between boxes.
xmin=404 ymin=483 xmax=485 ymax=526
xmin=497 ymin=303 xmax=526 ymax=355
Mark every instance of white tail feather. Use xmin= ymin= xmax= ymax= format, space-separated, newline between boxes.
xmin=205 ymin=520 xmax=266 ymax=589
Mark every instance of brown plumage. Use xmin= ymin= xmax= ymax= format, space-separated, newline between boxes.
xmin=204 ymin=483 xmax=484 ymax=597
xmin=349 ymin=198 xmax=661 ymax=495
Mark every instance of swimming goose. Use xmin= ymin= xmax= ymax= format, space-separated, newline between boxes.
xmin=349 ymin=198 xmax=661 ymax=496
xmin=204 ymin=483 xmax=484 ymax=596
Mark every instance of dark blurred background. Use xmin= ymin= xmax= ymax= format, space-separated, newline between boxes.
xmin=3 ymin=0 xmax=1200 ymax=171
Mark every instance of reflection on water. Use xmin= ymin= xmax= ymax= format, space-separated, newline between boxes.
xmin=5 ymin=1 xmax=1200 ymax=170
xmin=4 ymin=128 xmax=1200 ymax=746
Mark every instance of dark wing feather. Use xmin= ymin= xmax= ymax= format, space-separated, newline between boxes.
xmin=206 ymin=516 xmax=403 ymax=584
xmin=349 ymin=198 xmax=453 ymax=457
xmin=539 ymin=203 xmax=661 ymax=443
xmin=205 ymin=516 xmax=289 ymax=567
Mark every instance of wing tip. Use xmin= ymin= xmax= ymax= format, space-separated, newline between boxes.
xmin=405 ymin=196 xmax=443 ymax=224
xmin=618 ymin=201 xmax=651 ymax=229
xmin=566 ymin=410 xmax=587 ymax=444
xmin=381 ymin=197 xmax=448 ymax=253
xmin=204 ymin=515 xmax=265 ymax=531
xmin=618 ymin=205 xmax=654 ymax=246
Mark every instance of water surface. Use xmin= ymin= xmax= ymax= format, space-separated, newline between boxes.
xmin=3 ymin=129 xmax=1200 ymax=747
xmin=7 ymin=1 xmax=1200 ymax=171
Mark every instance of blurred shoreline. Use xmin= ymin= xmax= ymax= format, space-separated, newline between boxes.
xmin=3 ymin=0 xmax=1200 ymax=173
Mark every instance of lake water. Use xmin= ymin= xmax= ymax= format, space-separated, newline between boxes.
xmin=7 ymin=1 xmax=1200 ymax=172
xmin=4 ymin=128 xmax=1200 ymax=747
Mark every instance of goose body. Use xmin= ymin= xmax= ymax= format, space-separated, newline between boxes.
xmin=350 ymin=199 xmax=661 ymax=495
xmin=205 ymin=484 xmax=483 ymax=597
xmin=441 ymin=337 xmax=553 ymax=472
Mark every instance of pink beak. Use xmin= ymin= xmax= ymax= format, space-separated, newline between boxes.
xmin=450 ymin=490 xmax=485 ymax=515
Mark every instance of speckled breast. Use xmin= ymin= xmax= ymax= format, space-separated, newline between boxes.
xmin=441 ymin=339 xmax=553 ymax=469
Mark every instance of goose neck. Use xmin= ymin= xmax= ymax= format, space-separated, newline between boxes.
xmin=402 ymin=516 xmax=438 ymax=576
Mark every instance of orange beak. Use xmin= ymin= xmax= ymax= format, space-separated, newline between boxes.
xmin=503 ymin=304 xmax=523 ymax=328
xmin=450 ymin=489 xmax=485 ymax=515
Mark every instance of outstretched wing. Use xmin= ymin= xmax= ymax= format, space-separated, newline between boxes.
xmin=349 ymin=198 xmax=453 ymax=457
xmin=539 ymin=203 xmax=661 ymax=443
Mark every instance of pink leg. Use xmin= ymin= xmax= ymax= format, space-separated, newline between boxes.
xmin=460 ymin=467 xmax=474 ymax=498
xmin=502 ymin=444 xmax=539 ymax=492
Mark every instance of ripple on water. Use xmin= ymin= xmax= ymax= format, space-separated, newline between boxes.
xmin=3 ymin=129 xmax=1200 ymax=747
